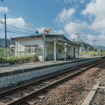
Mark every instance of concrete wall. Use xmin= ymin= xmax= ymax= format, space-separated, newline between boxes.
xmin=45 ymin=43 xmax=54 ymax=60
xmin=0 ymin=58 xmax=101 ymax=89
xmin=67 ymin=46 xmax=72 ymax=58
xmin=68 ymin=46 xmax=75 ymax=58
xmin=15 ymin=38 xmax=43 ymax=61
xmin=56 ymin=44 xmax=64 ymax=59
xmin=15 ymin=37 xmax=77 ymax=61
xmin=15 ymin=38 xmax=43 ymax=52
xmin=45 ymin=43 xmax=74 ymax=60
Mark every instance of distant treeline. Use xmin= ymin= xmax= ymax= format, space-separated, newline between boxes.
xmin=0 ymin=38 xmax=15 ymax=48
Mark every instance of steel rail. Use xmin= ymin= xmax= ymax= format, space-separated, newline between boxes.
xmin=0 ymin=58 xmax=104 ymax=105
xmin=0 ymin=58 xmax=102 ymax=98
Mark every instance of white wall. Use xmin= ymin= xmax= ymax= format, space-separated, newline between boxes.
xmin=15 ymin=38 xmax=44 ymax=61
xmin=56 ymin=44 xmax=64 ymax=59
xmin=67 ymin=46 xmax=71 ymax=57
xmin=15 ymin=38 xmax=43 ymax=52
xmin=45 ymin=43 xmax=54 ymax=59
xmin=69 ymin=46 xmax=75 ymax=58
xmin=15 ymin=38 xmax=77 ymax=61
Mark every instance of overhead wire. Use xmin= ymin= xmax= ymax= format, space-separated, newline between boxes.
xmin=3 ymin=0 xmax=50 ymax=27
xmin=0 ymin=27 xmax=33 ymax=34
xmin=0 ymin=28 xmax=34 ymax=35
xmin=0 ymin=0 xmax=55 ymax=39
xmin=6 ymin=1 xmax=43 ymax=20
xmin=0 ymin=0 xmax=51 ymax=35
xmin=8 ymin=0 xmax=51 ymax=26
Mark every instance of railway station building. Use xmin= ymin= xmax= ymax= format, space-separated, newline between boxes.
xmin=12 ymin=28 xmax=80 ymax=61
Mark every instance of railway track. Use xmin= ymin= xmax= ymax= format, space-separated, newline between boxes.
xmin=0 ymin=58 xmax=104 ymax=105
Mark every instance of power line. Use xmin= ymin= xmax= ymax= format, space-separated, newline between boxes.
xmin=0 ymin=28 xmax=34 ymax=34
xmin=6 ymin=1 xmax=42 ymax=20
xmin=75 ymin=33 xmax=86 ymax=54
xmin=0 ymin=2 xmax=39 ymax=27
xmin=2 ymin=0 xmax=50 ymax=27
xmin=0 ymin=30 xmax=33 ymax=36
xmin=7 ymin=0 xmax=51 ymax=26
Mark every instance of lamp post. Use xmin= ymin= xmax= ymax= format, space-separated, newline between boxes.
xmin=64 ymin=43 xmax=67 ymax=61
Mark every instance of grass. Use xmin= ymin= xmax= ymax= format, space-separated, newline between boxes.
xmin=82 ymin=51 xmax=105 ymax=56
xmin=0 ymin=55 xmax=39 ymax=64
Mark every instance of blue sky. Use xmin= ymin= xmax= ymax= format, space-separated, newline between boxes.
xmin=0 ymin=0 xmax=105 ymax=46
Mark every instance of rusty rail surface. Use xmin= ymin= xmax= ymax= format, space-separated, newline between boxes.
xmin=0 ymin=58 xmax=104 ymax=105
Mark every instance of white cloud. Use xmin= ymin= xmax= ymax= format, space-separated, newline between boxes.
xmin=55 ymin=8 xmax=75 ymax=23
xmin=36 ymin=27 xmax=64 ymax=35
xmin=80 ymin=0 xmax=85 ymax=3
xmin=36 ymin=27 xmax=46 ymax=33
xmin=64 ymin=0 xmax=85 ymax=3
xmin=2 ymin=17 xmax=33 ymax=30
xmin=0 ymin=6 xmax=8 ymax=12
xmin=68 ymin=33 xmax=95 ymax=43
xmin=91 ymin=18 xmax=105 ymax=34
xmin=82 ymin=0 xmax=105 ymax=19
xmin=64 ymin=20 xmax=105 ymax=46
xmin=82 ymin=0 xmax=105 ymax=34
xmin=52 ymin=30 xmax=64 ymax=34
xmin=84 ymin=34 xmax=105 ymax=46
xmin=64 ymin=21 xmax=89 ymax=34
xmin=69 ymin=33 xmax=105 ymax=46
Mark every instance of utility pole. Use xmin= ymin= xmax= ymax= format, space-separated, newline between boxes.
xmin=93 ymin=40 xmax=95 ymax=48
xmin=64 ymin=43 xmax=67 ymax=61
xmin=4 ymin=14 xmax=7 ymax=49
xmin=43 ymin=29 xmax=46 ymax=64
xmin=75 ymin=33 xmax=79 ymax=44
xmin=4 ymin=14 xmax=8 ymax=58
xmin=98 ymin=43 xmax=100 ymax=56
xmin=93 ymin=40 xmax=95 ymax=51
xmin=75 ymin=33 xmax=85 ymax=58
xmin=75 ymin=33 xmax=80 ymax=58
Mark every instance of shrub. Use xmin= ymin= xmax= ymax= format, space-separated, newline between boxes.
xmin=0 ymin=58 xmax=6 ymax=64
xmin=7 ymin=56 xmax=18 ymax=64
xmin=46 ymin=57 xmax=49 ymax=61
xmin=0 ymin=55 xmax=39 ymax=64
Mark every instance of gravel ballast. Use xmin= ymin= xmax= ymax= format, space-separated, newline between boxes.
xmin=26 ymin=61 xmax=105 ymax=105
xmin=90 ymin=88 xmax=105 ymax=105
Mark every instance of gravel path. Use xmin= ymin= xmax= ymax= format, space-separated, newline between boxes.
xmin=90 ymin=88 xmax=105 ymax=105
xmin=90 ymin=66 xmax=105 ymax=105
xmin=26 ymin=61 xmax=105 ymax=105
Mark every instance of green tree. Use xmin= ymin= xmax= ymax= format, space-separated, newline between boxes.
xmin=0 ymin=48 xmax=2 ymax=51
xmin=87 ymin=46 xmax=91 ymax=51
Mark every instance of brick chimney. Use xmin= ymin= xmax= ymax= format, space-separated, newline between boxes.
xmin=45 ymin=28 xmax=51 ymax=35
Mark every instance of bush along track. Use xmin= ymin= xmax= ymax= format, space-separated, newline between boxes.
xmin=0 ymin=55 xmax=39 ymax=65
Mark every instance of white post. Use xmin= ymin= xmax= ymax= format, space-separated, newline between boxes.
xmin=78 ymin=47 xmax=79 ymax=58
xmin=64 ymin=43 xmax=67 ymax=61
xmin=54 ymin=41 xmax=56 ymax=61
xmin=43 ymin=30 xmax=46 ymax=64
xmin=16 ymin=41 xmax=18 ymax=56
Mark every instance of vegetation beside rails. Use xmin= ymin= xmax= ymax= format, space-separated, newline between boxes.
xmin=0 ymin=55 xmax=39 ymax=64
xmin=82 ymin=51 xmax=105 ymax=56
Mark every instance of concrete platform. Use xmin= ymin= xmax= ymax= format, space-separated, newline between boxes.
xmin=0 ymin=57 xmax=103 ymax=89
xmin=0 ymin=58 xmax=90 ymax=73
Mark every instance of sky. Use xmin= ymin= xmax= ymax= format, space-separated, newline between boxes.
xmin=0 ymin=0 xmax=105 ymax=46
